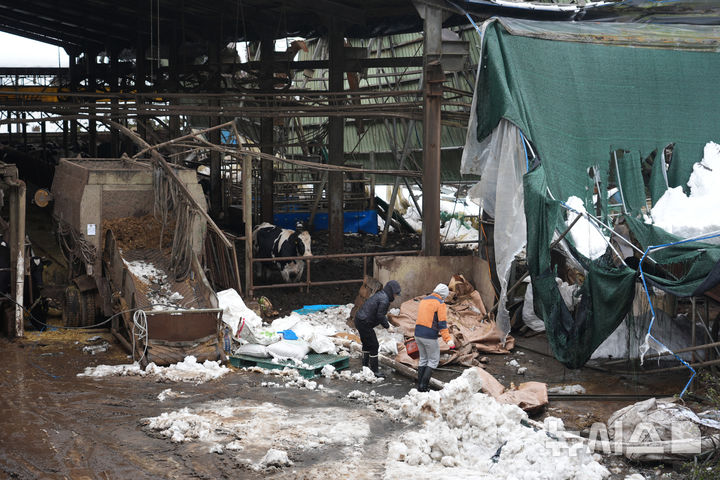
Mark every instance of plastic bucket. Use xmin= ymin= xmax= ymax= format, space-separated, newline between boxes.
xmin=405 ymin=338 xmax=419 ymax=359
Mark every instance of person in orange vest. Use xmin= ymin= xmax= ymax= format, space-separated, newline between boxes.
xmin=414 ymin=283 xmax=455 ymax=391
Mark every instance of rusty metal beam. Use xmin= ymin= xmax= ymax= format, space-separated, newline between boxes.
xmin=328 ymin=19 xmax=345 ymax=253
xmin=421 ymin=4 xmax=445 ymax=257
xmin=260 ymin=35 xmax=274 ymax=224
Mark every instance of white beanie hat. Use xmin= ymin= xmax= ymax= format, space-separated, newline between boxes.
xmin=433 ymin=283 xmax=449 ymax=299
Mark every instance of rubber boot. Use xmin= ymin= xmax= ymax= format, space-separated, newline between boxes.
xmin=416 ymin=366 xmax=427 ymax=390
xmin=369 ymin=355 xmax=385 ymax=378
xmin=418 ymin=367 xmax=434 ymax=392
xmin=362 ymin=351 xmax=370 ymax=368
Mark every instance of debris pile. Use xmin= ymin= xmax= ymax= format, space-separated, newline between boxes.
xmin=103 ymin=214 xmax=175 ymax=252
xmin=124 ymin=259 xmax=185 ymax=309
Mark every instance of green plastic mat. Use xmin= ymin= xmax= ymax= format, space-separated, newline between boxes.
xmin=229 ymin=353 xmax=350 ymax=379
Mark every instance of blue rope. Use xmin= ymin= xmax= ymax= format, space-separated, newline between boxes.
xmin=445 ymin=1 xmax=484 ymax=37
xmin=638 ymin=231 xmax=720 ymax=398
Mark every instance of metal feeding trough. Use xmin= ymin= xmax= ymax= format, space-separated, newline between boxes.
xmin=50 ymin=157 xmax=223 ymax=365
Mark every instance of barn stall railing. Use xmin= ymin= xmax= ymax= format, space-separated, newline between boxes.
xmin=248 ymin=250 xmax=421 ymax=296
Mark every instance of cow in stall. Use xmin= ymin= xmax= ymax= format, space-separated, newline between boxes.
xmin=252 ymin=223 xmax=312 ymax=283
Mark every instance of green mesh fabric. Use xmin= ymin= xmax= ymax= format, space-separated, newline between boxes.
xmin=615 ymin=151 xmax=646 ymax=215
xmin=478 ymin=21 xmax=720 ymax=368
xmin=648 ymin=152 xmax=669 ymax=206
xmin=476 ymin=22 xmax=720 ymax=204
xmin=625 ymin=216 xmax=720 ymax=297
xmin=525 ymin=167 xmax=637 ymax=368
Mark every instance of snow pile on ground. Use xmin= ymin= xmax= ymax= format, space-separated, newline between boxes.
xmin=258 ymin=448 xmax=293 ymax=469
xmin=548 ymin=385 xmax=586 ymax=395
xmin=158 ymin=388 xmax=185 ymax=401
xmin=348 ymin=389 xmax=401 ymax=415
xmin=565 ymin=196 xmax=609 ymax=260
xmin=244 ymin=363 xmax=381 ymax=388
xmin=384 ymin=368 xmax=609 ymax=480
xmin=78 ymin=356 xmax=229 ymax=384
xmin=145 ymin=357 xmax=229 ymax=383
xmin=142 ymin=397 xmax=375 ymax=472
xmin=124 ymin=259 xmax=185 ymax=310
xmin=649 ymin=141 xmax=720 ymax=240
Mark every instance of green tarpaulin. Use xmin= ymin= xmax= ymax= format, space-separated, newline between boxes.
xmin=476 ymin=19 xmax=720 ymax=367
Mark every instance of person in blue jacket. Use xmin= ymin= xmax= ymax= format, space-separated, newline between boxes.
xmin=354 ymin=280 xmax=401 ymax=378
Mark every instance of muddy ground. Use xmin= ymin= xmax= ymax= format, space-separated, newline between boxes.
xmin=0 ymin=204 xmax=705 ymax=479
xmin=0 ymin=330 xmax=409 ymax=480
xmin=0 ymin=321 xmax=698 ymax=480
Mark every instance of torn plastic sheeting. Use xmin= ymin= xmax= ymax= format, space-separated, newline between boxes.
xmin=217 ymin=288 xmax=262 ymax=337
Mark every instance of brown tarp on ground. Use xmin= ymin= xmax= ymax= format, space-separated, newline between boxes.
xmin=473 ymin=367 xmax=548 ymax=413
xmin=390 ymin=287 xmax=514 ymax=368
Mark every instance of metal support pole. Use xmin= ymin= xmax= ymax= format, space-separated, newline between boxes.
xmin=135 ymin=2 xmax=147 ymax=141
xmin=87 ymin=49 xmax=97 ymax=157
xmin=21 ymin=112 xmax=27 ymax=148
xmin=168 ymin=16 xmax=181 ymax=140
xmin=208 ymin=35 xmax=222 ymax=218
xmin=62 ymin=119 xmax=68 ymax=156
xmin=422 ymin=63 xmax=444 ymax=256
xmin=243 ymin=154 xmax=253 ymax=297
xmin=110 ymin=49 xmax=120 ymax=157
xmin=260 ymin=35 xmax=275 ymax=224
xmin=328 ymin=19 xmax=345 ymax=253
xmin=69 ymin=53 xmax=78 ymax=149
xmin=420 ymin=4 xmax=444 ymax=256
xmin=8 ymin=178 xmax=25 ymax=337
xmin=369 ymin=151 xmax=376 ymax=211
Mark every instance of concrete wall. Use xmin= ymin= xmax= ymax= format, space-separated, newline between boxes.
xmin=375 ymin=255 xmax=496 ymax=309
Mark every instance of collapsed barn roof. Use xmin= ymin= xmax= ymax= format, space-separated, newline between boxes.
xmin=3 ymin=1 xmax=720 ymax=56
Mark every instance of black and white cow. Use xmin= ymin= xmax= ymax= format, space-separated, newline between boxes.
xmin=252 ymin=222 xmax=312 ymax=283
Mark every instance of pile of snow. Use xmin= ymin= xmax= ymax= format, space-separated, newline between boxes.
xmin=244 ymin=363 xmax=381 ymax=388
xmin=78 ymin=356 xmax=229 ymax=384
xmin=124 ymin=260 xmax=185 ymax=310
xmin=142 ymin=397 xmax=374 ymax=467
xmin=565 ymin=196 xmax=609 ymax=260
xmin=385 ymin=368 xmax=609 ymax=479
xmin=649 ymin=141 xmax=720 ymax=240
xmin=259 ymin=448 xmax=293 ymax=468
xmin=158 ymin=388 xmax=185 ymax=401
xmin=548 ymin=385 xmax=586 ymax=395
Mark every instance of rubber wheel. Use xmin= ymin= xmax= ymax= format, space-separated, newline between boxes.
xmin=63 ymin=285 xmax=81 ymax=327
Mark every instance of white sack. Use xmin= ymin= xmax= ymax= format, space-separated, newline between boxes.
xmin=266 ymin=340 xmax=310 ymax=362
xmin=308 ymin=334 xmax=337 ymax=355
xmin=235 ymin=343 xmax=270 ymax=358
